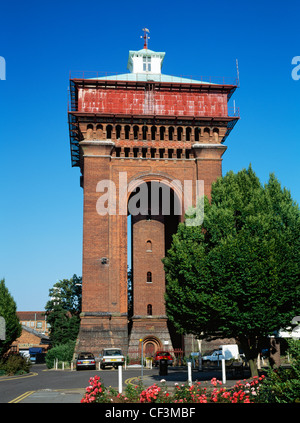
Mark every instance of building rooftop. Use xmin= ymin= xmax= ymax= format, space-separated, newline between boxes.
xmin=90 ymin=72 xmax=215 ymax=85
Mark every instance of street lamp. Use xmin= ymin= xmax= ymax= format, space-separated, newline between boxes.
xmin=139 ymin=338 xmax=143 ymax=381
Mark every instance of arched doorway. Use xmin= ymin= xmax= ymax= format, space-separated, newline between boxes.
xmin=142 ymin=336 xmax=162 ymax=357
xmin=127 ymin=178 xmax=182 ymax=354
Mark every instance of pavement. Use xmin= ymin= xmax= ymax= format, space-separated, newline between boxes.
xmin=16 ymin=365 xmax=253 ymax=403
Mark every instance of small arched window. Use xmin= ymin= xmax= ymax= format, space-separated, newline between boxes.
xmin=177 ymin=127 xmax=183 ymax=141
xmin=124 ymin=125 xmax=130 ymax=139
xmin=133 ymin=125 xmax=139 ymax=140
xmin=147 ymin=304 xmax=152 ymax=315
xmin=146 ymin=240 xmax=152 ymax=252
xmin=147 ymin=272 xmax=152 ymax=283
xmin=106 ymin=124 xmax=112 ymax=139
xmin=116 ymin=125 xmax=122 ymax=139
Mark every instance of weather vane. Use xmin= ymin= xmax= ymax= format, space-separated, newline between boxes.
xmin=141 ymin=28 xmax=150 ymax=49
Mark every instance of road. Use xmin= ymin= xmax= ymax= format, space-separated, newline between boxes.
xmin=0 ymin=363 xmax=247 ymax=403
xmin=0 ymin=364 xmax=157 ymax=403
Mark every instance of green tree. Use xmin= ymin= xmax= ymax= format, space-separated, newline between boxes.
xmin=163 ymin=166 xmax=300 ymax=377
xmin=45 ymin=275 xmax=82 ymax=346
xmin=0 ymin=279 xmax=22 ymax=357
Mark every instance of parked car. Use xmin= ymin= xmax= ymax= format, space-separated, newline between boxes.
xmin=153 ymin=351 xmax=173 ymax=367
xmin=76 ymin=352 xmax=96 ymax=371
xmin=100 ymin=348 xmax=125 ymax=369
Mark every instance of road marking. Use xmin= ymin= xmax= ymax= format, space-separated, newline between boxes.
xmin=0 ymin=372 xmax=38 ymax=382
xmin=125 ymin=376 xmax=143 ymax=385
xmin=9 ymin=391 xmax=35 ymax=403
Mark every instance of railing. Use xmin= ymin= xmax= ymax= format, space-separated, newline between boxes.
xmin=68 ymin=102 xmax=239 ymax=118
xmin=69 ymin=71 xmax=239 ymax=87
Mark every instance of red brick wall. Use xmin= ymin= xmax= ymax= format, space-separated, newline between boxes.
xmin=132 ymin=215 xmax=166 ymax=317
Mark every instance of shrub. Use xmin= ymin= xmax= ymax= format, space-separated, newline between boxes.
xmin=81 ymin=376 xmax=266 ymax=403
xmin=45 ymin=341 xmax=75 ymax=368
xmin=256 ymin=339 xmax=300 ymax=403
xmin=81 ymin=375 xmax=117 ymax=403
xmin=0 ymin=353 xmax=31 ymax=375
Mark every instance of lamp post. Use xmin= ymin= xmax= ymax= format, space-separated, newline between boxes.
xmin=139 ymin=338 xmax=143 ymax=381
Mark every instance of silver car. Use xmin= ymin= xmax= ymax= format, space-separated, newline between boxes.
xmin=76 ymin=352 xmax=96 ymax=370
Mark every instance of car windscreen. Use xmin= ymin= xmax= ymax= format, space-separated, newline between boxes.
xmin=78 ymin=353 xmax=94 ymax=359
xmin=104 ymin=349 xmax=122 ymax=356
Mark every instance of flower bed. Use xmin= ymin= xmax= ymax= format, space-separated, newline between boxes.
xmin=81 ymin=375 xmax=265 ymax=404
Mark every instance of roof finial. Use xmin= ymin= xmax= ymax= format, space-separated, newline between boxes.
xmin=141 ymin=28 xmax=150 ymax=49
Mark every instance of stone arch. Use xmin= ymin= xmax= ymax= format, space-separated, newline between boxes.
xmin=142 ymin=335 xmax=162 ymax=356
xmin=126 ymin=173 xmax=184 ymax=218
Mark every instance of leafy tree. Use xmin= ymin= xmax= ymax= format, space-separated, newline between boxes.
xmin=163 ymin=166 xmax=300 ymax=377
xmin=45 ymin=275 xmax=82 ymax=346
xmin=0 ymin=279 xmax=22 ymax=357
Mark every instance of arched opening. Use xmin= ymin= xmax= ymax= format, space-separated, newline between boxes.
xmin=106 ymin=124 xmax=113 ymax=139
xmin=133 ymin=125 xmax=139 ymax=140
xmin=147 ymin=304 xmax=152 ymax=315
xmin=168 ymin=126 xmax=174 ymax=141
xmin=145 ymin=342 xmax=155 ymax=357
xmin=177 ymin=127 xmax=183 ymax=141
xmin=142 ymin=125 xmax=148 ymax=140
xmin=151 ymin=126 xmax=156 ymax=141
xmin=142 ymin=336 xmax=162 ymax=358
xmin=116 ymin=125 xmax=121 ymax=139
xmin=186 ymin=127 xmax=191 ymax=141
xmin=160 ymin=126 xmax=165 ymax=141
xmin=127 ymin=180 xmax=182 ymax=339
xmin=125 ymin=125 xmax=130 ymax=139
xmin=194 ymin=127 xmax=200 ymax=142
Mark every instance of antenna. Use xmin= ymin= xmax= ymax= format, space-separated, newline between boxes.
xmin=141 ymin=28 xmax=150 ymax=49
xmin=236 ymin=59 xmax=240 ymax=86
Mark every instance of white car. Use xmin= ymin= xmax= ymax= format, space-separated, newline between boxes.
xmin=100 ymin=348 xmax=125 ymax=369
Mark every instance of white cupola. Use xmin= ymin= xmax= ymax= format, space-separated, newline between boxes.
xmin=127 ymin=28 xmax=165 ymax=74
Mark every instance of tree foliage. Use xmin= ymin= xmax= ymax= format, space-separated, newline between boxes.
xmin=0 ymin=279 xmax=22 ymax=357
xmin=163 ymin=166 xmax=300 ymax=375
xmin=45 ymin=275 xmax=82 ymax=346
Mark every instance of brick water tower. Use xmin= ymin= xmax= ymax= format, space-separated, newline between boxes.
xmin=68 ymin=30 xmax=239 ymax=357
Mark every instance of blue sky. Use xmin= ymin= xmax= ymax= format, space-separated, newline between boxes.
xmin=0 ymin=0 xmax=299 ymax=311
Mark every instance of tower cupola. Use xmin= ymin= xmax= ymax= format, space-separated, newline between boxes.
xmin=127 ymin=29 xmax=165 ymax=74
